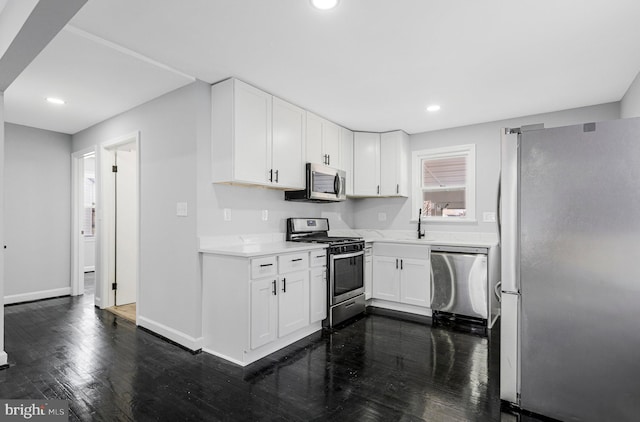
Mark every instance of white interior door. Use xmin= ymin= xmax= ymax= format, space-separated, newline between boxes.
xmin=114 ymin=146 xmax=137 ymax=305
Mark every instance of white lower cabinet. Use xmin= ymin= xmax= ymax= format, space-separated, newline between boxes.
xmin=364 ymin=245 xmax=373 ymax=300
xmin=372 ymin=256 xmax=400 ymax=301
xmin=249 ymin=271 xmax=310 ymax=349
xmin=277 ymin=270 xmax=310 ymax=338
xmin=372 ymin=243 xmax=431 ymax=311
xmin=309 ymin=268 xmax=327 ymax=323
xmin=250 ymin=277 xmax=278 ymax=349
xmin=398 ymin=258 xmax=430 ymax=307
xmin=202 ymin=247 xmax=325 ymax=366
xmin=309 ymin=249 xmax=327 ymax=323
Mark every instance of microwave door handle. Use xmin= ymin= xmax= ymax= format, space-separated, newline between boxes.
xmin=334 ymin=173 xmax=341 ymax=197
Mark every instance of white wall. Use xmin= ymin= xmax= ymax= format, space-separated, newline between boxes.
xmin=352 ymin=102 xmax=621 ymax=234
xmin=73 ymin=83 xmax=202 ymax=348
xmin=4 ymin=123 xmax=71 ymax=303
xmin=621 ymin=71 xmax=640 ymax=118
xmin=1 ymin=92 xmax=6 ymax=365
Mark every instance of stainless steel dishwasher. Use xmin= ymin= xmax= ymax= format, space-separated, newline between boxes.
xmin=430 ymin=245 xmax=489 ymax=325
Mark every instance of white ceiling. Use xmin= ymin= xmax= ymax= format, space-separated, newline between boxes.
xmin=4 ymin=0 xmax=640 ymax=135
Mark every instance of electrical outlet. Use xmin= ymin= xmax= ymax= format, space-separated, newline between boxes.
xmin=483 ymin=212 xmax=496 ymax=222
xmin=176 ymin=202 xmax=188 ymax=217
xmin=223 ymin=208 xmax=232 ymax=221
xmin=262 ymin=210 xmax=268 ymax=221
xmin=378 ymin=212 xmax=387 ymax=222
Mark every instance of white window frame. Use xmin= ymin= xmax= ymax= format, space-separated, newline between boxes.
xmin=411 ymin=144 xmax=476 ymax=222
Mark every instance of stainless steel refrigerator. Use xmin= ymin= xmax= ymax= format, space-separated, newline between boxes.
xmin=500 ymin=119 xmax=640 ymax=421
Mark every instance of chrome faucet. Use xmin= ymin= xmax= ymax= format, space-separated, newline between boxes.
xmin=418 ymin=208 xmax=425 ymax=239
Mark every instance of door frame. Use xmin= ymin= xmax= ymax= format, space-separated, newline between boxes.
xmin=98 ymin=131 xmax=141 ymax=311
xmin=71 ymin=146 xmax=96 ymax=298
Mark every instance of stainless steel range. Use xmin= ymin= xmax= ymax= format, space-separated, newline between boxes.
xmin=286 ymin=218 xmax=365 ymax=327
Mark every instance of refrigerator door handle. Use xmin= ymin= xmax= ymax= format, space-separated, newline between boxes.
xmin=496 ymin=178 xmax=501 ymax=245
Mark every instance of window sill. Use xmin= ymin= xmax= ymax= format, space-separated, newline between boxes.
xmin=410 ymin=218 xmax=478 ymax=224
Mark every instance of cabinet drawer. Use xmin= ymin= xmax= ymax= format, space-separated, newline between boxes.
xmin=309 ymin=250 xmax=327 ymax=267
xmin=279 ymin=253 xmax=309 ymax=274
xmin=251 ymin=256 xmax=277 ymax=279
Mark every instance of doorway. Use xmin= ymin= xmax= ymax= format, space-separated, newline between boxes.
xmin=72 ymin=132 xmax=140 ymax=322
xmin=71 ymin=147 xmax=96 ymax=300
xmin=102 ymin=134 xmax=139 ymax=322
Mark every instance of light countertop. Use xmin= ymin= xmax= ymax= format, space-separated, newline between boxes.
xmin=200 ymin=241 xmax=327 ymax=258
xmin=365 ymin=238 xmax=498 ymax=248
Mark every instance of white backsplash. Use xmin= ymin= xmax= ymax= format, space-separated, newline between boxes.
xmin=330 ymin=228 xmax=498 ymax=244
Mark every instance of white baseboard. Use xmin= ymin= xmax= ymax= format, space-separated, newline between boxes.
xmin=137 ymin=315 xmax=203 ymax=352
xmin=369 ymin=299 xmax=432 ymax=317
xmin=4 ymin=287 xmax=71 ymax=305
xmin=0 ymin=351 xmax=7 ymax=366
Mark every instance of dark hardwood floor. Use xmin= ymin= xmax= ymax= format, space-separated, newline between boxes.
xmin=1 ymin=277 xmax=543 ymax=421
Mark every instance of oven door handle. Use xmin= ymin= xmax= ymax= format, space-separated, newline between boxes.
xmin=330 ymin=250 xmax=364 ymax=260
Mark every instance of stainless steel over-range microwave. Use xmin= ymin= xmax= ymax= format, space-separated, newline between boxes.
xmin=285 ymin=163 xmax=346 ymax=202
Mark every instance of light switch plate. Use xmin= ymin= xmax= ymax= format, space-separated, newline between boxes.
xmin=262 ymin=210 xmax=268 ymax=221
xmin=176 ymin=202 xmax=188 ymax=217
xmin=378 ymin=212 xmax=387 ymax=222
xmin=223 ymin=208 xmax=232 ymax=221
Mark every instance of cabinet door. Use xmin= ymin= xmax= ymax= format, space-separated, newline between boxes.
xmin=353 ymin=132 xmax=381 ymax=196
xmin=400 ymin=258 xmax=431 ymax=307
xmin=306 ymin=112 xmax=324 ymax=164
xmin=234 ymin=80 xmax=272 ymax=185
xmin=340 ymin=127 xmax=354 ymax=196
xmin=364 ymin=252 xmax=373 ymax=300
xmin=250 ymin=278 xmax=278 ymax=349
xmin=372 ymin=256 xmax=400 ymax=301
xmin=272 ymin=97 xmax=305 ymax=189
xmin=278 ymin=271 xmax=310 ymax=337
xmin=309 ymin=267 xmax=327 ymax=323
xmin=380 ymin=131 xmax=409 ymax=197
xmin=323 ymin=120 xmax=341 ymax=168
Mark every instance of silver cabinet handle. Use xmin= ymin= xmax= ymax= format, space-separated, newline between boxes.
xmin=377 ymin=185 xmax=380 ymax=195
xmin=274 ymin=169 xmax=279 ymax=183
xmin=395 ymin=258 xmax=398 ymax=269
xmin=401 ymin=259 xmax=403 ymax=270
xmin=272 ymin=280 xmax=276 ymax=295
xmin=291 ymin=258 xmax=303 ymax=262
xmin=396 ymin=184 xmax=399 ymax=194
xmin=268 ymin=169 xmax=273 ymax=182
xmin=260 ymin=263 xmax=273 ymax=267
xmin=282 ymin=277 xmax=286 ymax=293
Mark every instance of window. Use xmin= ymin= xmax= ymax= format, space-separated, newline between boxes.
xmin=412 ymin=144 xmax=476 ymax=221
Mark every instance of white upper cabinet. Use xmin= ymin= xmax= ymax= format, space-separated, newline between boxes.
xmin=211 ymin=78 xmax=305 ymax=189
xmin=353 ymin=132 xmax=381 ymax=196
xmin=340 ymin=127 xmax=354 ymax=196
xmin=323 ymin=120 xmax=341 ymax=167
xmin=305 ymin=112 xmax=323 ymax=166
xmin=353 ymin=130 xmax=409 ymax=197
xmin=380 ymin=130 xmax=409 ymax=197
xmin=272 ymin=97 xmax=306 ymax=189
xmin=305 ymin=111 xmax=342 ymax=169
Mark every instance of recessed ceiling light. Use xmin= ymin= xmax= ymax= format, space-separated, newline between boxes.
xmin=426 ymin=105 xmax=441 ymax=112
xmin=311 ymin=0 xmax=339 ymax=10
xmin=46 ymin=97 xmax=66 ymax=105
